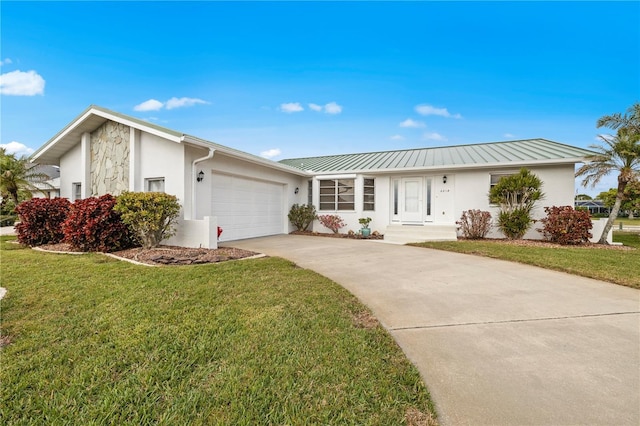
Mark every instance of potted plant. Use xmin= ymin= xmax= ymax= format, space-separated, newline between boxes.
xmin=358 ymin=217 xmax=372 ymax=237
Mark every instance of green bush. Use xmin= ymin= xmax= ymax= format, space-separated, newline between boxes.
xmin=288 ymin=203 xmax=317 ymax=231
xmin=489 ymin=168 xmax=544 ymax=239
xmin=114 ymin=191 xmax=181 ymax=249
xmin=497 ymin=208 xmax=533 ymax=240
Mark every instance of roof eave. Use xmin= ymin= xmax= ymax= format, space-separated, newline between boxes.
xmin=181 ymin=135 xmax=311 ymax=177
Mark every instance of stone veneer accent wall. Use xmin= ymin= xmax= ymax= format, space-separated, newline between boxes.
xmin=90 ymin=120 xmax=130 ymax=196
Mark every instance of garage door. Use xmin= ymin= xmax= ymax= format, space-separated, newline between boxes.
xmin=211 ymin=173 xmax=285 ymax=241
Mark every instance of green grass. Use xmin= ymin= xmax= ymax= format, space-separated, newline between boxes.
xmin=411 ymin=232 xmax=640 ymax=289
xmin=615 ymin=217 xmax=640 ymax=226
xmin=0 ymin=237 xmax=436 ymax=425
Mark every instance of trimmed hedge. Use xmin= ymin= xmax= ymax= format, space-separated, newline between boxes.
xmin=15 ymin=198 xmax=71 ymax=246
xmin=62 ymin=194 xmax=135 ymax=252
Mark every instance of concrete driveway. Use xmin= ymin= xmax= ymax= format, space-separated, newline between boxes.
xmin=230 ymin=235 xmax=640 ymax=426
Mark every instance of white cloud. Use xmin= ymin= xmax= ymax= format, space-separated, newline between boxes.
xmin=280 ymin=102 xmax=304 ymax=113
xmin=165 ymin=97 xmax=209 ymax=110
xmin=0 ymin=70 xmax=45 ymax=96
xmin=399 ymin=118 xmax=425 ymax=128
xmin=134 ymin=97 xmax=209 ymax=112
xmin=1 ymin=141 xmax=35 ymax=156
xmin=0 ymin=58 xmax=13 ymax=66
xmin=423 ymin=132 xmax=447 ymax=142
xmin=260 ymin=148 xmax=282 ymax=159
xmin=134 ymin=99 xmax=164 ymax=111
xmin=390 ymin=134 xmax=405 ymax=141
xmin=307 ymin=102 xmax=343 ymax=114
xmin=503 ymin=133 xmax=515 ymax=138
xmin=415 ymin=104 xmax=461 ymax=119
xmin=324 ymin=102 xmax=343 ymax=115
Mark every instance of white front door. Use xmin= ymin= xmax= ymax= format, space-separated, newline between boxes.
xmin=401 ymin=177 xmax=423 ymax=222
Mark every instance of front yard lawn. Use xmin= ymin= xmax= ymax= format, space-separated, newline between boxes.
xmin=0 ymin=237 xmax=436 ymax=425
xmin=411 ymin=232 xmax=640 ymax=289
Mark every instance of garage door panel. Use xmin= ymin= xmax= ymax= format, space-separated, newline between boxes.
xmin=211 ymin=173 xmax=284 ymax=241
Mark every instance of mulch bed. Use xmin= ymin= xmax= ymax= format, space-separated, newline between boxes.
xmin=37 ymin=243 xmax=260 ymax=266
xmin=290 ymin=230 xmax=384 ymax=240
xmin=456 ymin=237 xmax=634 ymax=250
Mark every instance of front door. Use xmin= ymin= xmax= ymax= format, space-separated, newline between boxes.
xmin=401 ymin=177 xmax=423 ymax=222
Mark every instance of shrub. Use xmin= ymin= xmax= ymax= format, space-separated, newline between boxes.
xmin=63 ymin=194 xmax=135 ymax=252
xmin=288 ymin=203 xmax=317 ymax=231
xmin=318 ymin=214 xmax=345 ymax=234
xmin=15 ymin=198 xmax=70 ymax=246
xmin=489 ymin=168 xmax=544 ymax=239
xmin=114 ymin=191 xmax=181 ymax=249
xmin=457 ymin=209 xmax=492 ymax=239
xmin=538 ymin=205 xmax=593 ymax=245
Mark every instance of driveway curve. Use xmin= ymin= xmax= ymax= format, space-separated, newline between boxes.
xmin=230 ymin=235 xmax=640 ymax=426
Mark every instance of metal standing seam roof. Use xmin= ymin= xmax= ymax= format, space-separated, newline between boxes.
xmin=278 ymin=139 xmax=596 ymax=173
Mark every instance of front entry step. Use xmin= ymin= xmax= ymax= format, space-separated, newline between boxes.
xmin=384 ymin=224 xmax=458 ymax=244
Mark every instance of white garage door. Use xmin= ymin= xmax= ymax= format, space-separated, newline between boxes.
xmin=211 ymin=173 xmax=285 ymax=241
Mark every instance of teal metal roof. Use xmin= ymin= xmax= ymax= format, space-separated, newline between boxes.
xmin=279 ymin=139 xmax=595 ymax=173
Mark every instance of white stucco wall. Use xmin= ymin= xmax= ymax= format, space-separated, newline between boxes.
xmin=307 ymin=164 xmax=577 ymax=239
xmin=137 ymin=133 xmax=185 ymax=202
xmin=453 ymin=165 xmax=576 ymax=239
xmin=59 ymin=143 xmax=83 ymax=199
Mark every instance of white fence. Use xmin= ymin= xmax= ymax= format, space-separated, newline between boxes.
xmin=166 ymin=216 xmax=218 ymax=249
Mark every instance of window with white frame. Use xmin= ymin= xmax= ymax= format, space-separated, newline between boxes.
xmin=319 ymin=179 xmax=354 ymax=211
xmin=72 ymin=183 xmax=82 ymax=201
xmin=146 ymin=177 xmax=165 ymax=192
xmin=363 ymin=178 xmax=375 ymax=211
xmin=307 ymin=179 xmax=313 ymax=206
xmin=490 ymin=173 xmax=513 ymax=190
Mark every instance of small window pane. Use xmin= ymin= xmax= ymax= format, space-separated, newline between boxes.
xmin=363 ymin=178 xmax=375 ymax=211
xmin=146 ymin=178 xmax=165 ymax=192
xmin=307 ymin=180 xmax=313 ymax=205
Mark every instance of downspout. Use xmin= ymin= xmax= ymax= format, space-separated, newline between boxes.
xmin=191 ymin=148 xmax=215 ymax=220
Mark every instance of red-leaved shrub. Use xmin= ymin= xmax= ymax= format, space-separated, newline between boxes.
xmin=537 ymin=205 xmax=592 ymax=245
xmin=318 ymin=214 xmax=345 ymax=234
xmin=456 ymin=209 xmax=492 ymax=239
xmin=62 ymin=194 xmax=135 ymax=252
xmin=15 ymin=198 xmax=71 ymax=246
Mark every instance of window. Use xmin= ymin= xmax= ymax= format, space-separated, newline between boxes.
xmin=363 ymin=178 xmax=375 ymax=211
xmin=425 ymin=178 xmax=432 ymax=217
xmin=490 ymin=174 xmax=512 ymax=190
xmin=146 ymin=178 xmax=165 ymax=192
xmin=308 ymin=179 xmax=313 ymax=206
xmin=72 ymin=183 xmax=82 ymax=201
xmin=319 ymin=179 xmax=354 ymax=211
xmin=393 ymin=179 xmax=399 ymax=215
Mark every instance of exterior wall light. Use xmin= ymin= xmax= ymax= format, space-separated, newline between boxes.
xmin=294 ymin=187 xmax=299 ymax=194
xmin=443 ymin=175 xmax=447 ymax=184
xmin=197 ymin=170 xmax=205 ymax=182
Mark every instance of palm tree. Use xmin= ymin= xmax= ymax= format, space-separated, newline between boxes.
xmin=576 ymin=103 xmax=640 ymax=243
xmin=0 ymin=148 xmax=51 ymax=205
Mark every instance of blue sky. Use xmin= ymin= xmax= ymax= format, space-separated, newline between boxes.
xmin=1 ymin=1 xmax=638 ymax=195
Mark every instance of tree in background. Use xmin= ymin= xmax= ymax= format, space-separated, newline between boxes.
xmin=577 ymin=103 xmax=640 ymax=243
xmin=0 ymin=148 xmax=51 ymax=205
xmin=489 ymin=168 xmax=544 ymax=239
xmin=575 ymin=194 xmax=593 ymax=200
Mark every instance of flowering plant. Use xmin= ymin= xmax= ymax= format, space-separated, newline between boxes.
xmin=318 ymin=214 xmax=345 ymax=234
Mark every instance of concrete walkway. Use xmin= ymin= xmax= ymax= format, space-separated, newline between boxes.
xmin=230 ymin=235 xmax=640 ymax=426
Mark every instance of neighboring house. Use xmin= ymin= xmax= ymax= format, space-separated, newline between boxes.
xmin=30 ymin=164 xmax=61 ymax=199
xmin=31 ymin=105 xmax=595 ymax=247
xmin=575 ymin=199 xmax=610 ymax=216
